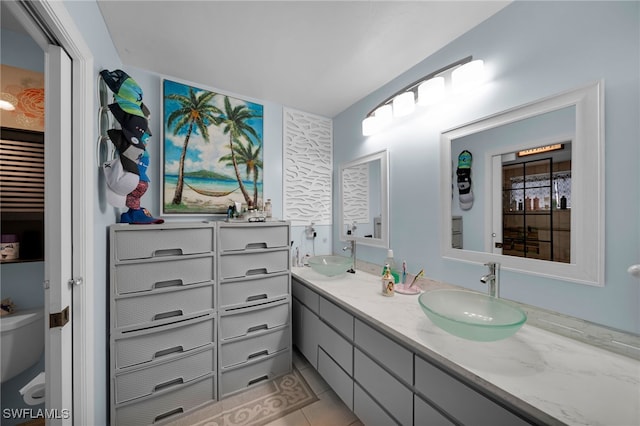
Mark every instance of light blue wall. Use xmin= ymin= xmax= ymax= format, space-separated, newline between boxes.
xmin=333 ymin=1 xmax=640 ymax=333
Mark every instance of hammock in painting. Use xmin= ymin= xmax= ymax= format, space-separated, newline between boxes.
xmin=185 ymin=181 xmax=240 ymax=197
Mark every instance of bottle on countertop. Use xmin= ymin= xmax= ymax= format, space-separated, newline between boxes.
xmin=560 ymin=195 xmax=567 ymax=209
xmin=382 ymin=249 xmax=400 ymax=284
xmin=381 ymin=264 xmax=395 ymax=297
xmin=264 ymin=198 xmax=272 ymax=218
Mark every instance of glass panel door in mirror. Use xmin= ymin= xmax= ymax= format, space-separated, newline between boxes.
xmin=500 ymin=154 xmax=571 ymax=263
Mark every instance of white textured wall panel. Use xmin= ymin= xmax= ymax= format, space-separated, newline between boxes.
xmin=342 ymin=164 xmax=369 ymax=224
xmin=283 ymin=108 xmax=333 ymax=225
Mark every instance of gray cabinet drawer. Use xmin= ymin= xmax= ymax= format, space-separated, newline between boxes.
xmin=113 ymin=283 xmax=213 ymax=330
xmin=219 ymin=272 xmax=289 ymax=308
xmin=292 ymin=298 xmax=320 ymax=368
xmin=219 ymin=249 xmax=289 ymax=280
xmin=220 ymin=326 xmax=290 ymax=369
xmin=414 ymin=356 xmax=530 ymax=425
xmin=291 ymin=279 xmax=319 ymax=313
xmin=354 ymin=348 xmax=412 ymax=426
xmin=415 ymin=394 xmax=456 ymax=426
xmin=113 ymin=256 xmax=214 ymax=295
xmin=319 ymin=297 xmax=354 ymax=340
xmin=113 ymin=315 xmax=214 ymax=369
xmin=353 ymin=383 xmax=399 ymax=426
xmin=114 ymin=374 xmax=215 ymax=426
xmin=219 ymin=224 xmax=289 ymax=252
xmin=219 ymin=351 xmax=290 ymax=398
xmin=318 ymin=347 xmax=353 ymax=410
xmin=113 ymin=226 xmax=214 ymax=261
xmin=452 ymin=233 xmax=463 ymax=249
xmin=219 ymin=299 xmax=289 ymax=341
xmin=355 ymin=319 xmax=412 ymax=385
xmin=114 ymin=345 xmax=214 ymax=404
xmin=318 ymin=320 xmax=352 ymax=375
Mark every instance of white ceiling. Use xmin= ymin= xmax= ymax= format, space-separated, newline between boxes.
xmin=98 ymin=1 xmax=509 ymax=118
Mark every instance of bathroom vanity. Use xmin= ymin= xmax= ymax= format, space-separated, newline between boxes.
xmin=292 ymin=267 xmax=640 ymax=426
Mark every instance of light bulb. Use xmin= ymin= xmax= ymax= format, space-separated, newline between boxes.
xmin=417 ymin=77 xmax=445 ymax=106
xmin=452 ymin=59 xmax=485 ymax=93
xmin=362 ymin=115 xmax=379 ymax=136
xmin=392 ymin=92 xmax=415 ymax=117
xmin=375 ymin=104 xmax=393 ymax=126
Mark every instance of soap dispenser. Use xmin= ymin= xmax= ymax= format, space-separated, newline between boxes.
xmin=382 ymin=249 xmax=400 ymax=283
xmin=381 ymin=264 xmax=395 ymax=297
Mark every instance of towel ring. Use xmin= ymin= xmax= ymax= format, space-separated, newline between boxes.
xmin=96 ymin=135 xmax=115 ymax=168
xmin=97 ymin=74 xmax=109 ymax=107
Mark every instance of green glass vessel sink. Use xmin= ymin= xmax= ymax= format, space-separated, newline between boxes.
xmin=307 ymin=255 xmax=352 ymax=277
xmin=418 ymin=289 xmax=527 ymax=341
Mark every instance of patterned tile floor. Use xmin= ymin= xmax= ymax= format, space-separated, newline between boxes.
xmin=264 ymin=350 xmax=363 ymax=426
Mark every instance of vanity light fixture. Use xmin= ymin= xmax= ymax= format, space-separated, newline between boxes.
xmin=0 ymin=100 xmax=15 ymax=111
xmin=0 ymin=95 xmax=16 ymax=111
xmin=362 ymin=56 xmax=485 ymax=136
xmin=518 ymin=143 xmax=564 ymax=157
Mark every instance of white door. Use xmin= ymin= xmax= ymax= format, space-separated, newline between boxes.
xmin=44 ymin=44 xmax=73 ymax=425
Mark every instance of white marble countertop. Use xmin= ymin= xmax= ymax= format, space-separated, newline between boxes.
xmin=292 ymin=266 xmax=640 ymax=426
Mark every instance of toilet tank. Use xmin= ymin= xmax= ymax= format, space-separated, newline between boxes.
xmin=1 ymin=307 xmax=44 ymax=383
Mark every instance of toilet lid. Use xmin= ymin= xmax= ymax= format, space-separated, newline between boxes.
xmin=0 ymin=307 xmax=44 ymax=333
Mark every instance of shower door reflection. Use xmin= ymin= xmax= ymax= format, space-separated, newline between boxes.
xmin=499 ymin=153 xmax=571 ymax=263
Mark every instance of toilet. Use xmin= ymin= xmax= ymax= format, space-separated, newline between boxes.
xmin=1 ymin=307 xmax=44 ymax=384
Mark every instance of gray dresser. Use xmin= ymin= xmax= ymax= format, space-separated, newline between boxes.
xmin=109 ymin=222 xmax=216 ymax=425
xmin=109 ymin=221 xmax=292 ymax=425
xmin=217 ymin=221 xmax=292 ymax=398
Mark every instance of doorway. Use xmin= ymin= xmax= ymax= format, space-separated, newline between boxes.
xmin=1 ymin=1 xmax=95 ymax=424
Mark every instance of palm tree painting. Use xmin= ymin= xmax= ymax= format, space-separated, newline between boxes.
xmin=162 ymin=79 xmax=263 ymax=215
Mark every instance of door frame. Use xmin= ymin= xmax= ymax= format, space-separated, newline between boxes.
xmin=8 ymin=1 xmax=96 ymax=423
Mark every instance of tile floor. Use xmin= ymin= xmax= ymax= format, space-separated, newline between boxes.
xmin=263 ymin=350 xmax=363 ymax=426
xmin=167 ymin=348 xmax=363 ymax=426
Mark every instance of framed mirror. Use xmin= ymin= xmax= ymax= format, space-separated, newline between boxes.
xmin=339 ymin=149 xmax=389 ymax=248
xmin=440 ymin=81 xmax=604 ymax=286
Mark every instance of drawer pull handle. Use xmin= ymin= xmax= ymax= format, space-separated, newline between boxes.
xmin=154 ymin=345 xmax=183 ymax=359
xmin=154 ymin=377 xmax=184 ymax=392
xmin=246 ymin=294 xmax=268 ymax=302
xmin=247 ymin=324 xmax=268 ymax=334
xmin=247 ymin=350 xmax=269 ymax=360
xmin=153 ymin=279 xmax=183 ymax=289
xmin=154 ymin=407 xmax=184 ymax=423
xmin=248 ymin=375 xmax=269 ymax=386
xmin=153 ymin=248 xmax=183 ymax=257
xmin=153 ymin=310 xmax=184 ymax=320
xmin=246 ymin=268 xmax=268 ymax=276
xmin=246 ymin=242 xmax=267 ymax=249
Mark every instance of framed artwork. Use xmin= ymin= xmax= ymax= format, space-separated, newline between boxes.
xmin=162 ymin=79 xmax=264 ymax=215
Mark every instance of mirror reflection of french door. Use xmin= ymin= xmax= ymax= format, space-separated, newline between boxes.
xmin=492 ymin=155 xmax=571 ymax=263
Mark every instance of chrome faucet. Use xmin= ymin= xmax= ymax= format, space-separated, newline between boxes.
xmin=480 ymin=262 xmax=500 ymax=297
xmin=343 ymin=240 xmax=356 ymax=273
